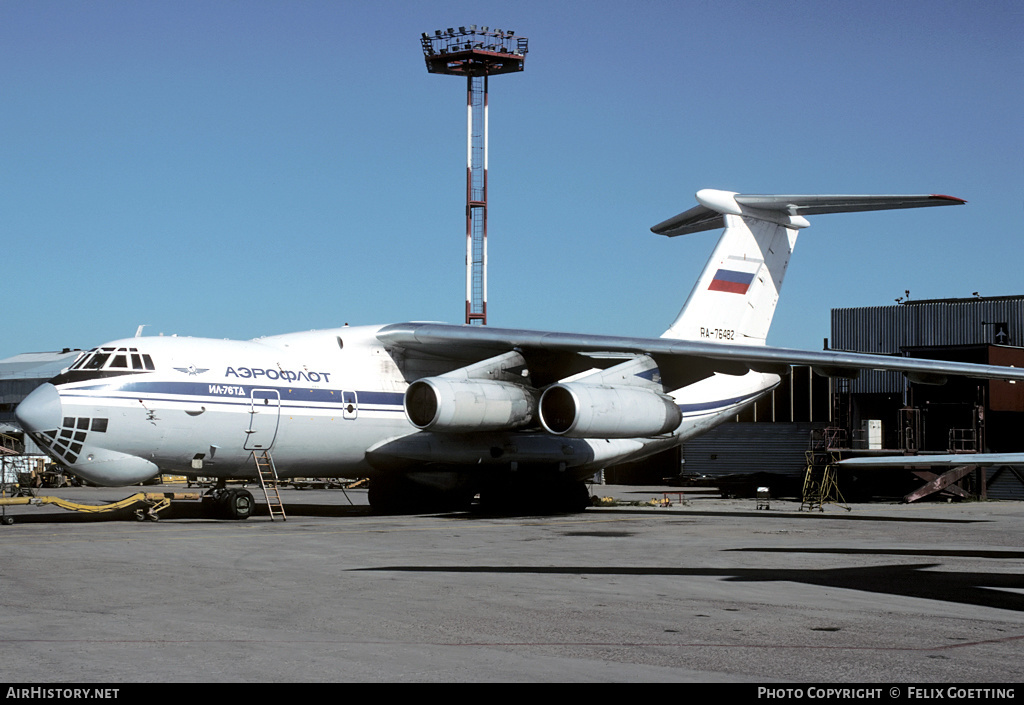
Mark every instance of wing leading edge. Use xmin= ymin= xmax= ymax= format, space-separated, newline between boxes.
xmin=377 ymin=322 xmax=1024 ymax=387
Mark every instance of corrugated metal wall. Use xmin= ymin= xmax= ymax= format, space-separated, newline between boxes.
xmin=985 ymin=466 xmax=1024 ymax=501
xmin=831 ymin=296 xmax=1024 ymax=393
xmin=682 ymin=422 xmax=824 ymax=478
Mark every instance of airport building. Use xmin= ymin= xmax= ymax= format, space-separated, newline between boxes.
xmin=0 ymin=350 xmax=82 ymax=484
xmin=664 ymin=295 xmax=1024 ymax=500
xmin=0 ymin=350 xmax=81 ymax=440
xmin=830 ymin=295 xmax=1023 ymax=450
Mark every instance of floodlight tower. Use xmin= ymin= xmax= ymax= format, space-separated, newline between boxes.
xmin=421 ymin=26 xmax=528 ymax=325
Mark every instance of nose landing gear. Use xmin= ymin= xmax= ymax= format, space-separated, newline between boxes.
xmin=202 ymin=485 xmax=255 ymax=520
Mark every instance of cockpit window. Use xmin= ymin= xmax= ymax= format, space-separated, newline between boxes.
xmin=84 ymin=353 xmax=110 ymax=370
xmin=69 ymin=347 xmax=156 ymax=373
xmin=70 ymin=353 xmax=87 ymax=370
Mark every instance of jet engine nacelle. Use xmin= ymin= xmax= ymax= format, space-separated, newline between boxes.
xmin=405 ymin=377 xmax=536 ymax=433
xmin=538 ymin=383 xmax=682 ymax=438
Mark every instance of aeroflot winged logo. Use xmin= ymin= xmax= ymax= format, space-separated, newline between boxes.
xmin=174 ymin=366 xmax=210 ymax=376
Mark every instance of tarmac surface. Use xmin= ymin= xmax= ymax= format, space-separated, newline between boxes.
xmin=1 ymin=482 xmax=1023 ymax=684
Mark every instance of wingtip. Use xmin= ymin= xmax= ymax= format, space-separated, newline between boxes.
xmin=931 ymin=194 xmax=967 ymax=205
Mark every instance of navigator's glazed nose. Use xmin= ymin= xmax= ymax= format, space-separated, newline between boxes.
xmin=15 ymin=383 xmax=63 ymax=433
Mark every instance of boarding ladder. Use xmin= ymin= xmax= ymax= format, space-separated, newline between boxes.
xmin=252 ymin=450 xmax=286 ymax=521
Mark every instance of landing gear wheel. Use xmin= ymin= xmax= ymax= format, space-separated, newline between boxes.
xmin=203 ymin=488 xmax=255 ymax=520
xmin=222 ymin=488 xmax=254 ymax=520
xmin=563 ymin=480 xmax=593 ymax=513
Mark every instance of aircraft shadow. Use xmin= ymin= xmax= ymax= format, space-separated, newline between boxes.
xmin=589 ymin=508 xmax=979 ymax=524
xmin=731 ymin=547 xmax=1024 ymax=560
xmin=251 ymin=503 xmax=375 ymax=518
xmin=354 ymin=562 xmax=1024 ymax=614
xmin=0 ymin=499 xmax=375 ymax=523
xmin=440 ymin=507 xmax=980 ymax=525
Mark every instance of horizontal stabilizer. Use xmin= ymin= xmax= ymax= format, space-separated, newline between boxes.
xmin=651 ymin=191 xmax=965 ymax=237
xmin=649 ymin=204 xmax=724 ymax=237
xmin=733 ymin=193 xmax=966 ymax=216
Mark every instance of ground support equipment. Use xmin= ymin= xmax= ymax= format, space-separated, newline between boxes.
xmin=0 ymin=491 xmax=201 ymax=524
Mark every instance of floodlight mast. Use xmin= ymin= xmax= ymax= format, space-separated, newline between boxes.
xmin=420 ymin=26 xmax=528 ymax=325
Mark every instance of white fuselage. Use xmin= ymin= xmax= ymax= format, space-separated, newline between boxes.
xmin=19 ymin=325 xmax=780 ymax=487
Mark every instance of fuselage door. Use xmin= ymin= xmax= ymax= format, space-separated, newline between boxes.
xmin=342 ymin=390 xmax=358 ymax=420
xmin=244 ymin=388 xmax=281 ymax=450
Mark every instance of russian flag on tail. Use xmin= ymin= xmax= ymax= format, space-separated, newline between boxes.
xmin=708 ymin=268 xmax=755 ymax=294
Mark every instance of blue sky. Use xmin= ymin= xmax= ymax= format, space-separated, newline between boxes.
xmin=2 ymin=0 xmax=1021 ymax=360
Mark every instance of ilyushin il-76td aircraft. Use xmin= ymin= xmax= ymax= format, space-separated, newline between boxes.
xmin=16 ymin=189 xmax=1024 ymax=518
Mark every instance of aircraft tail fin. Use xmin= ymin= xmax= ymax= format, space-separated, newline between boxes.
xmin=654 ymin=190 xmax=965 ymax=345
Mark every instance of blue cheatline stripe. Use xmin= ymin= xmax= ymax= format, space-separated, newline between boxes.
xmin=677 ymin=389 xmax=765 ymax=415
xmin=60 ymin=381 xmax=406 ymax=412
xmin=60 ymin=380 xmax=767 ymax=423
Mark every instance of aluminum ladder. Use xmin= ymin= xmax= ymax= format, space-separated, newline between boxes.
xmin=252 ymin=450 xmax=286 ymax=521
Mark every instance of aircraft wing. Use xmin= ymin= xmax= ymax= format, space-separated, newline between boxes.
xmin=377 ymin=322 xmax=1024 ymax=389
xmin=837 ymin=454 xmax=1024 ymax=468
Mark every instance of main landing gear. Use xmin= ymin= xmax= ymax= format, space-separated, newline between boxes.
xmin=368 ymin=473 xmax=474 ymax=514
xmin=368 ymin=472 xmax=593 ymax=516
xmin=477 ymin=477 xmax=592 ymax=515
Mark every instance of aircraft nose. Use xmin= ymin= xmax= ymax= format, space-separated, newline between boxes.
xmin=16 ymin=383 xmax=63 ymax=433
